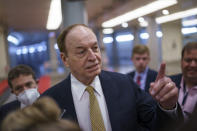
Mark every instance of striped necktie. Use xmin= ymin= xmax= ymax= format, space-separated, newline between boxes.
xmin=86 ymin=86 xmax=106 ymax=131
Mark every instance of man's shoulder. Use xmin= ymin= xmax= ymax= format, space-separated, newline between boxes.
xmin=101 ymin=70 xmax=130 ymax=79
xmin=100 ymin=70 xmax=136 ymax=85
xmin=126 ymin=70 xmax=135 ymax=77
xmin=0 ymin=100 xmax=20 ymax=123
xmin=169 ymin=73 xmax=182 ymax=87
xmin=148 ymin=68 xmax=158 ymax=75
xmin=0 ymin=100 xmax=20 ymax=111
xmin=170 ymin=73 xmax=182 ymax=79
xmin=42 ymin=77 xmax=70 ymax=96
xmin=170 ymin=73 xmax=182 ymax=82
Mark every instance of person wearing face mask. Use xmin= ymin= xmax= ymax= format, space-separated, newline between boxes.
xmin=0 ymin=65 xmax=40 ymax=124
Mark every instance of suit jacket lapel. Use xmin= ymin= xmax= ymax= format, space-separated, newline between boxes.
xmin=99 ymin=71 xmax=121 ymax=130
xmin=61 ymin=75 xmax=78 ymax=122
xmin=145 ymin=69 xmax=151 ymax=92
xmin=131 ymin=71 xmax=135 ymax=78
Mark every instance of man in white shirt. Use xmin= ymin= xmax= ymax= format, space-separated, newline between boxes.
xmin=42 ymin=24 xmax=181 ymax=131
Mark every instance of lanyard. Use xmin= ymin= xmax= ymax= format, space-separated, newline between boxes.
xmin=182 ymin=82 xmax=188 ymax=106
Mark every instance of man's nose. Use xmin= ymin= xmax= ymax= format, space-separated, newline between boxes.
xmin=190 ymin=60 xmax=197 ymax=66
xmin=88 ymin=49 xmax=96 ymax=60
xmin=23 ymin=86 xmax=29 ymax=90
xmin=139 ymin=58 xmax=144 ymax=63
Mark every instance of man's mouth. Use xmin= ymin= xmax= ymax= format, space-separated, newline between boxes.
xmin=86 ymin=64 xmax=99 ymax=71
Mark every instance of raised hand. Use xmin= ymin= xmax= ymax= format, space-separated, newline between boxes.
xmin=149 ymin=63 xmax=178 ymax=110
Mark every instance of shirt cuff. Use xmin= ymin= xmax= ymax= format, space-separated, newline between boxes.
xmin=158 ymin=103 xmax=178 ymax=117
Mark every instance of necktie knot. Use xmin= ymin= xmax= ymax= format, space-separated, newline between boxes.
xmin=86 ymin=86 xmax=94 ymax=95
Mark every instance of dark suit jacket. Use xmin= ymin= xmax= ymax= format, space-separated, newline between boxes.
xmin=42 ymin=70 xmax=180 ymax=131
xmin=0 ymin=100 xmax=20 ymax=124
xmin=170 ymin=73 xmax=182 ymax=89
xmin=127 ymin=68 xmax=158 ymax=92
xmin=178 ymin=105 xmax=197 ymax=131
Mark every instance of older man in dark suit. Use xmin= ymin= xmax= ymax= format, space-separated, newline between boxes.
xmin=42 ymin=24 xmax=181 ymax=131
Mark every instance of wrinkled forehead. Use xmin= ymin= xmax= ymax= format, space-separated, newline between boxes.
xmin=65 ymin=26 xmax=97 ymax=46
xmin=66 ymin=26 xmax=95 ymax=39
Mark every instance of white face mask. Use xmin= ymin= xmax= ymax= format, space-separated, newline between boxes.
xmin=16 ymin=88 xmax=40 ymax=106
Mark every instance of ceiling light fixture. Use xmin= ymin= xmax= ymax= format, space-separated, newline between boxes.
xmin=139 ymin=21 xmax=148 ymax=27
xmin=181 ymin=27 xmax=197 ymax=35
xmin=121 ymin=22 xmax=128 ymax=28
xmin=46 ymin=0 xmax=62 ymax=30
xmin=156 ymin=7 xmax=197 ymax=24
xmin=162 ymin=9 xmax=169 ymax=15
xmin=140 ymin=33 xmax=149 ymax=39
xmin=102 ymin=0 xmax=177 ymax=28
xmin=103 ymin=37 xmax=114 ymax=44
xmin=182 ymin=19 xmax=197 ymax=26
xmin=103 ymin=28 xmax=114 ymax=34
xmin=138 ymin=17 xmax=145 ymax=23
xmin=7 ymin=35 xmax=19 ymax=45
xmin=116 ymin=34 xmax=134 ymax=42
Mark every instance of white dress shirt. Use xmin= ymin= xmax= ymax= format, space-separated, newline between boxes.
xmin=71 ymin=74 xmax=112 ymax=131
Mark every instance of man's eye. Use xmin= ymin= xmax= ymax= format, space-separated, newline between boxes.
xmin=184 ymin=58 xmax=192 ymax=63
xmin=15 ymin=87 xmax=22 ymax=91
xmin=25 ymin=82 xmax=33 ymax=88
xmin=184 ymin=58 xmax=197 ymax=63
xmin=143 ymin=58 xmax=147 ymax=60
xmin=78 ymin=50 xmax=85 ymax=54
xmin=93 ymin=46 xmax=98 ymax=51
xmin=136 ymin=58 xmax=140 ymax=60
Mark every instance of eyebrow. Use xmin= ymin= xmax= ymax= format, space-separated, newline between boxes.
xmin=75 ymin=42 xmax=98 ymax=49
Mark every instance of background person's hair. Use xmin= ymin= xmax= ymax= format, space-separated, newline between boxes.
xmin=57 ymin=24 xmax=90 ymax=55
xmin=8 ymin=64 xmax=36 ymax=89
xmin=181 ymin=42 xmax=197 ymax=59
xmin=132 ymin=44 xmax=150 ymax=58
xmin=1 ymin=97 xmax=81 ymax=131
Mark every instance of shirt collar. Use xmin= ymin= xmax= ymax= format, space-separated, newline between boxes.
xmin=71 ymin=74 xmax=102 ymax=101
xmin=180 ymin=76 xmax=197 ymax=91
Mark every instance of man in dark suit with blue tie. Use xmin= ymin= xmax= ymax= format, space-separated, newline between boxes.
xmin=127 ymin=44 xmax=157 ymax=92
xmin=0 ymin=65 xmax=40 ymax=124
xmin=42 ymin=24 xmax=182 ymax=131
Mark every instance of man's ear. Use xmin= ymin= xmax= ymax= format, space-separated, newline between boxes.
xmin=60 ymin=52 xmax=69 ymax=68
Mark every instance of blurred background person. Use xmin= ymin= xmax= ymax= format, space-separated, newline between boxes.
xmin=1 ymin=96 xmax=81 ymax=131
xmin=127 ymin=44 xmax=157 ymax=92
xmin=170 ymin=42 xmax=197 ymax=120
xmin=0 ymin=65 xmax=40 ymax=123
